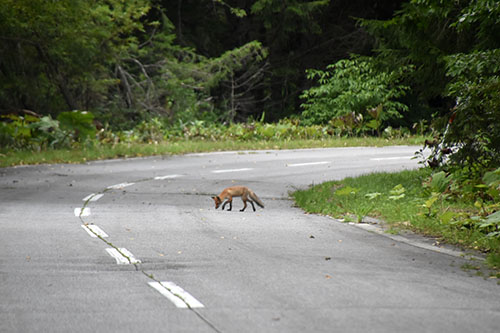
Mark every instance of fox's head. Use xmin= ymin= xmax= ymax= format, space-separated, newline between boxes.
xmin=212 ymin=196 xmax=222 ymax=209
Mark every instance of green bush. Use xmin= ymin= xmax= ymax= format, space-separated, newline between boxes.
xmin=57 ymin=111 xmax=96 ymax=142
xmin=441 ymin=49 xmax=500 ymax=169
xmin=300 ymin=57 xmax=412 ymax=133
xmin=0 ymin=110 xmax=96 ymax=150
xmin=1 ymin=113 xmax=423 ymax=152
xmin=0 ymin=114 xmax=36 ymax=149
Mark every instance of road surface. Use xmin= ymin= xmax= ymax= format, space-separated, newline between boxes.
xmin=1 ymin=146 xmax=499 ymax=332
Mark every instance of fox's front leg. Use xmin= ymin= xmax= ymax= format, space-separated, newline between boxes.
xmin=222 ymin=198 xmax=232 ymax=211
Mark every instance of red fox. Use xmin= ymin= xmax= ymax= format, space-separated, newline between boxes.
xmin=212 ymin=186 xmax=265 ymax=212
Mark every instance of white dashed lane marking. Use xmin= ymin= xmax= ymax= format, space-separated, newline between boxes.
xmin=81 ymin=225 xmax=109 ymax=238
xmin=107 ymin=182 xmax=135 ymax=189
xmin=287 ymin=161 xmax=330 ymax=167
xmin=82 ymin=193 xmax=104 ymax=202
xmin=154 ymin=174 xmax=182 ymax=180
xmin=105 ymin=248 xmax=141 ymax=265
xmin=211 ymin=168 xmax=253 ymax=173
xmin=74 ymin=207 xmax=91 ymax=217
xmin=148 ymin=281 xmax=204 ymax=309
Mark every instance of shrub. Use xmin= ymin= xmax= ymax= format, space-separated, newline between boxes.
xmin=300 ymin=57 xmax=412 ymax=133
xmin=441 ymin=49 xmax=500 ymax=170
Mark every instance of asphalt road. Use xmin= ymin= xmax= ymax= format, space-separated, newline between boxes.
xmin=1 ymin=146 xmax=499 ymax=333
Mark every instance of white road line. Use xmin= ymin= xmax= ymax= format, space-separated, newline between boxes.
xmin=82 ymin=193 xmax=104 ymax=202
xmin=148 ymin=281 xmax=204 ymax=309
xmin=154 ymin=174 xmax=182 ymax=180
xmin=107 ymin=182 xmax=135 ymax=189
xmin=212 ymin=168 xmax=253 ymax=174
xmin=105 ymin=248 xmax=141 ymax=265
xmin=81 ymin=225 xmax=109 ymax=238
xmin=74 ymin=207 xmax=91 ymax=217
xmin=370 ymin=156 xmax=414 ymax=161
xmin=287 ymin=161 xmax=330 ymax=167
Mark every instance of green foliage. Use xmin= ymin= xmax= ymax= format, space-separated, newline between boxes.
xmin=57 ymin=111 xmax=96 ymax=142
xmin=388 ymin=184 xmax=406 ymax=201
xmin=442 ymin=49 xmax=500 ymax=169
xmin=360 ymin=0 xmax=500 ymax=172
xmin=29 ymin=116 xmax=69 ymax=148
xmin=0 ymin=111 xmax=97 ymax=149
xmin=300 ymin=58 xmax=411 ymax=131
xmin=213 ymin=0 xmax=247 ymax=18
xmin=200 ymin=40 xmax=269 ymax=122
xmin=1 ymin=114 xmax=428 ymax=153
xmin=428 ymin=171 xmax=450 ymax=193
xmin=452 ymin=0 xmax=500 ymax=48
xmin=130 ymin=118 xmax=331 ymax=143
xmin=0 ymin=0 xmax=155 ymax=113
xmin=420 ymin=167 xmax=500 ymax=244
xmin=0 ymin=0 xmax=269 ymax=126
xmin=0 ymin=114 xmax=38 ymax=148
xmin=359 ymin=0 xmax=467 ymax=104
xmin=251 ymin=0 xmax=329 ymax=36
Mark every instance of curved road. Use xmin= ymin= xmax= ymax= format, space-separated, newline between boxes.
xmin=1 ymin=146 xmax=499 ymax=332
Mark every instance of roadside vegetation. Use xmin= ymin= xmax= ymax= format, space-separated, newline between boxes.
xmin=1 ymin=1 xmax=499 ymax=271
xmin=0 ymin=114 xmax=425 ymax=167
xmin=293 ymin=167 xmax=500 ymax=273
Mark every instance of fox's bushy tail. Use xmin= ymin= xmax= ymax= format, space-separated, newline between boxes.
xmin=249 ymin=190 xmax=264 ymax=208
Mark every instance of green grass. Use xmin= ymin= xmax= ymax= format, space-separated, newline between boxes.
xmin=293 ymin=168 xmax=500 ymax=270
xmin=293 ymin=169 xmax=430 ymax=223
xmin=0 ymin=136 xmax=426 ymax=168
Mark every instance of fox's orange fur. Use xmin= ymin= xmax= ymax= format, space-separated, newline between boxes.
xmin=212 ymin=186 xmax=264 ymax=212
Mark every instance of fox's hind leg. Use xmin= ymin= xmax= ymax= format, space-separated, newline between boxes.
xmin=240 ymin=197 xmax=256 ymax=212
xmin=240 ymin=200 xmax=247 ymax=212
xmin=249 ymin=200 xmax=256 ymax=211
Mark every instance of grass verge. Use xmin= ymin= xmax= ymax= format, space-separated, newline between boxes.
xmin=0 ymin=136 xmax=425 ymax=168
xmin=293 ymin=168 xmax=500 ymax=275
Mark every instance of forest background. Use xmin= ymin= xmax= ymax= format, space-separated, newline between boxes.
xmin=1 ymin=0 xmax=498 ymax=164
xmin=1 ymin=1 xmax=500 ymax=265
xmin=1 ymin=0 xmax=499 ymax=165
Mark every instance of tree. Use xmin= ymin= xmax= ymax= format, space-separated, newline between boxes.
xmin=0 ymin=0 xmax=270 ymax=127
xmin=443 ymin=49 xmax=500 ymax=169
xmin=160 ymin=0 xmax=405 ymax=121
xmin=300 ymin=57 xmax=411 ymax=133
xmin=0 ymin=0 xmax=156 ymax=115
xmin=360 ymin=0 xmax=500 ymax=169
